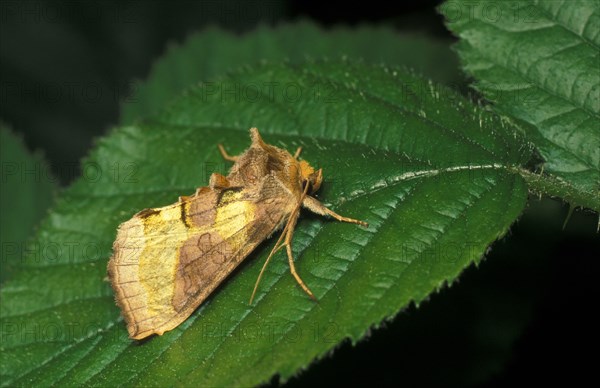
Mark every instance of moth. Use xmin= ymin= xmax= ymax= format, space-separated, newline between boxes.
xmin=108 ymin=128 xmax=367 ymax=339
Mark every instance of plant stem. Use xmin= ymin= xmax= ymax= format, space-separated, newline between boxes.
xmin=513 ymin=167 xmax=600 ymax=220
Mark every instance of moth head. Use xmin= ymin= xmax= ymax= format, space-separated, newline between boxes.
xmin=299 ymin=160 xmax=323 ymax=193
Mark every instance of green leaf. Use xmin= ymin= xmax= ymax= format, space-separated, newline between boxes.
xmin=121 ymin=21 xmax=465 ymax=124
xmin=0 ymin=61 xmax=533 ymax=386
xmin=440 ymin=0 xmax=600 ymax=210
xmin=0 ymin=125 xmax=56 ymax=283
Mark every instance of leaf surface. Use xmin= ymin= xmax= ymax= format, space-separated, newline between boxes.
xmin=121 ymin=21 xmax=464 ymax=123
xmin=441 ymin=0 xmax=599 ymax=208
xmin=0 ymin=61 xmax=532 ymax=386
xmin=0 ymin=125 xmax=56 ymax=283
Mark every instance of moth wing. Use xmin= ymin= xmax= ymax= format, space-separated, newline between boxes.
xmin=108 ymin=185 xmax=291 ymax=339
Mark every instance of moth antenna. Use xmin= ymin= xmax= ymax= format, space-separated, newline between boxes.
xmin=293 ymin=146 xmax=302 ymax=159
xmin=249 ymin=235 xmax=287 ymax=305
xmin=218 ymin=144 xmax=239 ymax=162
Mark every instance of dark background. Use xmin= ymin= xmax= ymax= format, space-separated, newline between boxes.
xmin=1 ymin=1 xmax=597 ymax=386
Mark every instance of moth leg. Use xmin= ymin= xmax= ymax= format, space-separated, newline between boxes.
xmin=180 ymin=187 xmax=210 ymax=202
xmin=283 ymin=212 xmax=316 ymax=300
xmin=217 ymin=144 xmax=239 ymax=162
xmin=209 ymin=172 xmax=231 ymax=190
xmin=194 ymin=187 xmax=211 ymax=196
xmin=293 ymin=146 xmax=302 ymax=159
xmin=250 ymin=185 xmax=315 ymax=304
xmin=303 ymin=196 xmax=369 ymax=227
